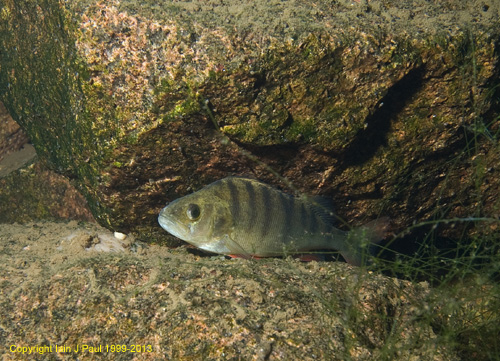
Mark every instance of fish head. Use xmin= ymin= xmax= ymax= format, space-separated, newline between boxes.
xmin=158 ymin=190 xmax=234 ymax=251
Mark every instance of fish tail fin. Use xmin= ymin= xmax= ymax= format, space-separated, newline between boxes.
xmin=342 ymin=217 xmax=390 ymax=266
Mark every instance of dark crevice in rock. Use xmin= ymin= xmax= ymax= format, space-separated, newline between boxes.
xmin=341 ymin=65 xmax=426 ymax=167
xmin=482 ymin=38 xmax=500 ymax=128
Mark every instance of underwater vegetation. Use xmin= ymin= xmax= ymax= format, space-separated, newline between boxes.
xmin=0 ymin=0 xmax=499 ymax=359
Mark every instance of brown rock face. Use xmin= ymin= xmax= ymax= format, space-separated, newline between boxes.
xmin=0 ymin=102 xmax=94 ymax=223
xmin=0 ymin=0 xmax=499 ymax=257
xmin=1 ymin=2 xmax=499 ymax=359
xmin=0 ymin=101 xmax=29 ymax=162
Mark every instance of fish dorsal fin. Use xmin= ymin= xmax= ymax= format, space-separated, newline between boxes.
xmin=305 ymin=196 xmax=338 ymax=225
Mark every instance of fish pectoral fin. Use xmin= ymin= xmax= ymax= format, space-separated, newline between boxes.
xmin=221 ymin=235 xmax=253 ymax=259
xmin=197 ymin=236 xmax=232 ymax=254
xmin=198 ymin=235 xmax=252 ymax=259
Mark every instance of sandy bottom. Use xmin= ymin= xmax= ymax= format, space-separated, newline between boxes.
xmin=0 ymin=220 xmax=458 ymax=360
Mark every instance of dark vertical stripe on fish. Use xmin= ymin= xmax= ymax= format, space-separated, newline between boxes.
xmin=211 ymin=179 xmax=226 ymax=200
xmin=300 ymin=201 xmax=310 ymax=232
xmin=226 ymin=178 xmax=241 ymax=220
xmin=308 ymin=203 xmax=318 ymax=233
xmin=278 ymin=191 xmax=292 ymax=240
xmin=260 ymin=184 xmax=272 ymax=239
xmin=245 ymin=180 xmax=257 ymax=233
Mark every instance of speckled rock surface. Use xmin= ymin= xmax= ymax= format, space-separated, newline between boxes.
xmin=0 ymin=0 xmax=499 ymax=249
xmin=0 ymin=221 xmax=471 ymax=360
xmin=0 ymin=102 xmax=94 ymax=223
xmin=1 ymin=3 xmax=499 ymax=358
xmin=0 ymin=102 xmax=28 ymax=163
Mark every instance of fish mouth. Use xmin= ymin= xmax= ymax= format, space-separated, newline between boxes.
xmin=158 ymin=208 xmax=189 ymax=241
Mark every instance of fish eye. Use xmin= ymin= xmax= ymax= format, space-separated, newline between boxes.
xmin=186 ymin=203 xmax=201 ymax=221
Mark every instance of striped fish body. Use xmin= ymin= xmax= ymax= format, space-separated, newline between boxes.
xmin=158 ymin=177 xmax=385 ymax=265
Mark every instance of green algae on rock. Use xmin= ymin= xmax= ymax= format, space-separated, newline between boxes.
xmin=0 ymin=0 xmax=499 ymax=248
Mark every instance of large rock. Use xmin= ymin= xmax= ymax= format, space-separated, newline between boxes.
xmin=0 ymin=221 xmax=478 ymax=360
xmin=0 ymin=0 xmax=499 ymax=251
xmin=0 ymin=102 xmax=95 ymax=223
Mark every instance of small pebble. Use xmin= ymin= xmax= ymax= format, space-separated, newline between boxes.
xmin=114 ymin=231 xmax=127 ymax=240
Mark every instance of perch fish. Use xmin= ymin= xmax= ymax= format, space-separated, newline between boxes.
xmin=158 ymin=177 xmax=388 ymax=266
